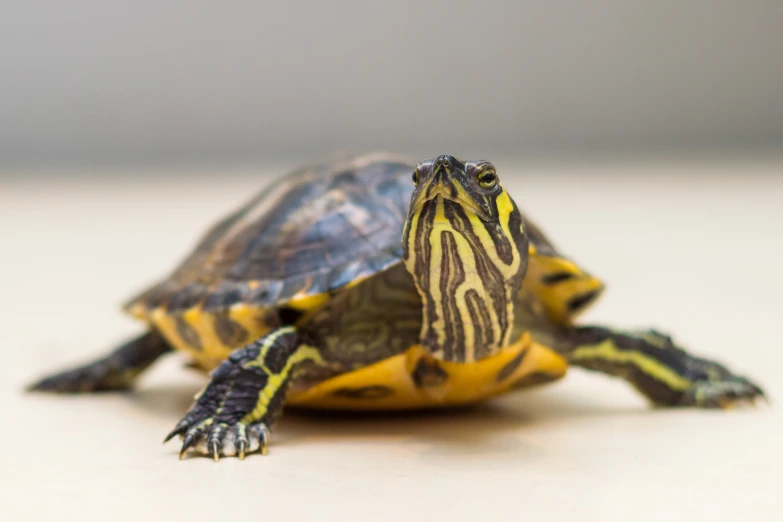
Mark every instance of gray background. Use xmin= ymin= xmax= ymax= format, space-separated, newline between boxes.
xmin=1 ymin=1 xmax=781 ymax=169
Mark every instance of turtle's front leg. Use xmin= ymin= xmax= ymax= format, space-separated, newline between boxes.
xmin=565 ymin=327 xmax=766 ymax=408
xmin=165 ymin=326 xmax=321 ymax=461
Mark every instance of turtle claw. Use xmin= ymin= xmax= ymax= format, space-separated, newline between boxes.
xmin=238 ymin=441 xmax=246 ymax=460
xmin=166 ymin=419 xmax=270 ymax=461
xmin=178 ymin=429 xmax=201 ymax=460
xmin=680 ymin=374 xmax=767 ymax=409
xmin=163 ymin=421 xmax=188 ymax=443
xmin=236 ymin=425 xmax=249 ymax=460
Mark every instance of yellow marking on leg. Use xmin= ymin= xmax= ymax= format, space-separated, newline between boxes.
xmin=239 ymin=327 xmax=322 ymax=424
xmin=570 ymin=339 xmax=692 ymax=391
xmin=242 ymin=326 xmax=298 ymax=370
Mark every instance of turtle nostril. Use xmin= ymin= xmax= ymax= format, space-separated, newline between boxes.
xmin=435 ymin=156 xmax=452 ymax=169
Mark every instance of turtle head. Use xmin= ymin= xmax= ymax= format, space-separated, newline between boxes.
xmin=402 ymin=155 xmax=529 ymax=363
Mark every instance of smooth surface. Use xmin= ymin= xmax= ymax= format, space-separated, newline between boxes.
xmin=2 ymin=159 xmax=782 ymax=521
xmin=2 ymin=1 xmax=782 ymax=165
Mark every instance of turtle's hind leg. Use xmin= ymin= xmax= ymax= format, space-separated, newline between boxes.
xmin=565 ymin=327 xmax=766 ymax=408
xmin=27 ymin=331 xmax=172 ymax=393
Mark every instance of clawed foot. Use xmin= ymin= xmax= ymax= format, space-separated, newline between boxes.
xmin=165 ymin=417 xmax=270 ymax=461
xmin=680 ymin=372 xmax=766 ymax=409
xmin=162 ymin=328 xmax=309 ymax=461
xmin=162 ymin=351 xmax=279 ymax=461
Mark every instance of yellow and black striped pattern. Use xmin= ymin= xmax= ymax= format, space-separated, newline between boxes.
xmin=402 ymin=155 xmax=528 ymax=363
xmin=239 ymin=327 xmax=323 ymax=424
xmin=523 ymin=244 xmax=605 ymax=325
xmin=131 ymin=303 xmax=278 ymax=370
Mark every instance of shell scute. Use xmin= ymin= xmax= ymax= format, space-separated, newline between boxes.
xmin=125 ymin=154 xmax=417 ymax=318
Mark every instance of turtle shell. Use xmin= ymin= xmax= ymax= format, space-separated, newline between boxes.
xmin=125 ymin=153 xmax=416 ymax=318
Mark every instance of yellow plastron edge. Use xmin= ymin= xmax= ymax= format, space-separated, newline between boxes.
xmin=287 ymin=333 xmax=568 ymax=411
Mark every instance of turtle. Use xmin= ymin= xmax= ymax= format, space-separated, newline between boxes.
xmin=28 ymin=152 xmax=765 ymax=461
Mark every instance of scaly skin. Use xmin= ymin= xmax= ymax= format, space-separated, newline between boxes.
xmin=28 ymin=332 xmax=171 ymax=393
xmin=164 ymin=327 xmax=321 ymax=460
xmin=566 ymin=327 xmax=765 ymax=408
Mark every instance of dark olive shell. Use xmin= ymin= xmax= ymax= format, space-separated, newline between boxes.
xmin=125 ymin=153 xmax=417 ymax=314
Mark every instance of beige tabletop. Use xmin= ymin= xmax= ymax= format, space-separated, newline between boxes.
xmin=2 ymin=158 xmax=782 ymax=522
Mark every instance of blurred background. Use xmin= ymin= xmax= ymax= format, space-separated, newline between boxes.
xmin=1 ymin=1 xmax=781 ymax=172
xmin=3 ymin=3 xmax=783 ymax=520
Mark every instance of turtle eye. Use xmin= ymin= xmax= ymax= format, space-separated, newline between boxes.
xmin=412 ymin=169 xmax=420 ymax=187
xmin=477 ymin=169 xmax=498 ymax=190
